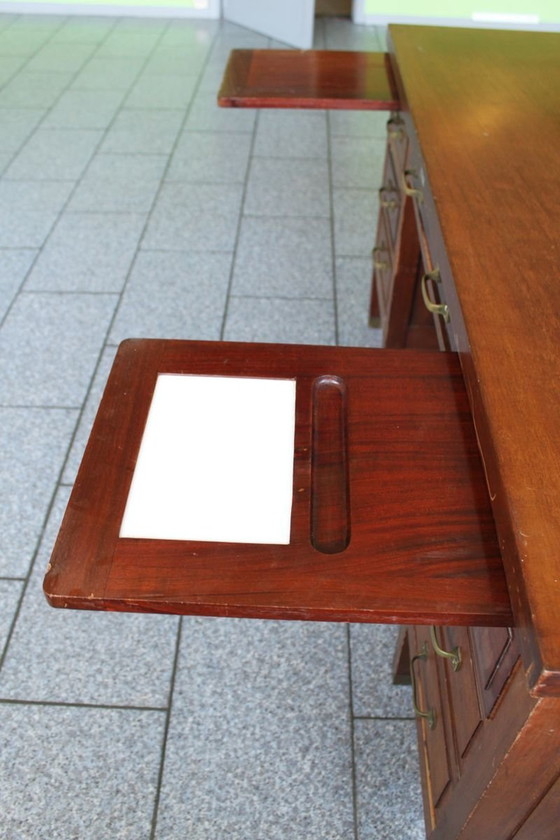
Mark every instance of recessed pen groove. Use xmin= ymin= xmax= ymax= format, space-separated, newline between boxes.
xmin=311 ymin=375 xmax=351 ymax=554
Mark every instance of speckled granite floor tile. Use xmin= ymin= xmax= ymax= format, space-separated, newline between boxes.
xmin=0 ymin=579 xmax=23 ymax=657
xmin=25 ymin=212 xmax=147 ymax=292
xmin=0 ymin=248 xmax=36 ymax=319
xmin=244 ymin=157 xmax=330 ymax=218
xmin=336 ymin=255 xmax=382 ymax=348
xmin=254 ymin=110 xmax=328 ymax=159
xmin=0 ymin=703 xmax=165 ymax=840
xmin=166 ymin=130 xmax=252 ymax=183
xmin=0 ymin=107 xmax=44 ymax=150
xmin=224 ymin=296 xmax=336 ymax=345
xmin=109 ymin=250 xmax=232 ymax=343
xmin=351 ymin=624 xmax=415 ymax=718
xmin=5 ymin=127 xmax=102 ymax=181
xmin=42 ymin=88 xmax=125 ymax=129
xmin=0 ymin=407 xmax=77 ymax=577
xmin=0 ymin=487 xmax=180 ymax=707
xmin=333 ymin=188 xmax=379 ymax=257
xmin=232 ymin=216 xmax=333 ymax=298
xmin=0 ymin=292 xmax=117 ymax=406
xmin=354 ymin=719 xmax=424 ymax=840
xmin=100 ymin=109 xmax=183 ymax=155
xmin=70 ymin=56 xmax=145 ymax=91
xmin=155 ymin=617 xmax=354 ymax=840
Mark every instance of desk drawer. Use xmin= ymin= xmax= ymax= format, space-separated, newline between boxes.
xmin=410 ymin=625 xmax=454 ymax=826
xmin=387 ymin=113 xmax=408 ymax=171
xmin=378 ymin=148 xmax=401 ymax=250
xmin=372 ymin=210 xmax=394 ymax=317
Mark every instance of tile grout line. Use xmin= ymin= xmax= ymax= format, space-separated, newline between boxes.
xmin=326 ymin=108 xmax=340 ymax=346
xmin=218 ymin=61 xmax=262 ymax=341
xmin=149 ymin=615 xmax=185 ymax=840
xmin=0 ymin=696 xmax=168 ymax=712
xmin=346 ymin=625 xmax=360 ymax=840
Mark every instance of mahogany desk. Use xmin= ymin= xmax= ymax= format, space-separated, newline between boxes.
xmin=45 ymin=26 xmax=560 ymax=839
xmin=377 ymin=27 xmax=560 ymax=837
xmin=218 ymin=27 xmax=560 ymax=836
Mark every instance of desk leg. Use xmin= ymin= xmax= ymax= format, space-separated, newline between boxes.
xmin=369 ymin=265 xmax=381 ymax=327
xmin=393 ymin=627 xmax=412 ymax=685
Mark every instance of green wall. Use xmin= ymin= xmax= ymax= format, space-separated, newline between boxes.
xmin=364 ymin=0 xmax=560 ymax=23
xmin=17 ymin=0 xmax=209 ymax=7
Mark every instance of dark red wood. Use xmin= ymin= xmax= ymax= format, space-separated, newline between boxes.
xmin=217 ymin=49 xmax=400 ymax=110
xmin=388 ymin=24 xmax=560 ymax=695
xmin=44 ymin=339 xmax=511 ymax=626
xmin=311 ymin=375 xmax=350 ymax=555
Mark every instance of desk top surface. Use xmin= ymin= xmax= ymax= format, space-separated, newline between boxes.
xmin=389 ymin=25 xmax=560 ymax=692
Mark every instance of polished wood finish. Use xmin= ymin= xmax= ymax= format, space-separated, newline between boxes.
xmin=218 ymin=49 xmax=400 ymax=110
xmin=44 ymin=339 xmax=511 ymax=626
xmin=381 ymin=27 xmax=560 ymax=839
xmin=413 ymin=625 xmax=454 ymax=817
xmin=388 ymin=26 xmax=560 ymax=696
xmin=512 ymin=774 xmax=560 ymax=840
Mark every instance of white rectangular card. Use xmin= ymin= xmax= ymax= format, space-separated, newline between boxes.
xmin=119 ymin=373 xmax=296 ymax=544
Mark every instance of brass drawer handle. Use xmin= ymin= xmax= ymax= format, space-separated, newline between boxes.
xmin=372 ymin=245 xmax=389 ymax=272
xmin=421 ymin=269 xmax=450 ymax=323
xmin=430 ymin=627 xmax=462 ymax=672
xmin=402 ymin=168 xmax=423 ymax=202
xmin=411 ymin=642 xmax=437 ymax=730
xmin=379 ymin=187 xmax=398 ymax=210
xmin=387 ymin=117 xmax=405 ymax=141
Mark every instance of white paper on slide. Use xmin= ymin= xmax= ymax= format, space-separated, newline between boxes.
xmin=119 ymin=373 xmax=297 ymax=544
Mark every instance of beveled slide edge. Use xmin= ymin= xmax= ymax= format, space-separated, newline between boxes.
xmin=217 ymin=50 xmax=401 ymax=110
xmin=44 ymin=340 xmax=512 ymax=627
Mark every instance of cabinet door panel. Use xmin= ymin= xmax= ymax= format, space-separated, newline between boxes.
xmin=439 ymin=626 xmax=482 ymax=760
xmin=470 ymin=627 xmax=519 ymax=717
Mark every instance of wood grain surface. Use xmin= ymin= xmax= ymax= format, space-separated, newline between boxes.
xmin=44 ymin=339 xmax=511 ymax=626
xmin=218 ymin=49 xmax=400 ymax=110
xmin=388 ymin=25 xmax=560 ymax=692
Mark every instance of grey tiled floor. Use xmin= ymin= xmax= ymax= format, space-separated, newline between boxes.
xmin=0 ymin=13 xmax=424 ymax=840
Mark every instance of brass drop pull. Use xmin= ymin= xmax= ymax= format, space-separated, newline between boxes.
xmin=379 ymin=187 xmax=398 ymax=210
xmin=401 ymin=169 xmax=423 ymax=202
xmin=430 ymin=626 xmax=462 ymax=672
xmin=421 ymin=268 xmax=450 ymax=323
xmin=387 ymin=117 xmax=405 ymax=141
xmin=410 ymin=642 xmax=437 ymax=730
xmin=372 ymin=245 xmax=389 ymax=272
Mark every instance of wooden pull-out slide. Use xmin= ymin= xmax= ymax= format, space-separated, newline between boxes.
xmin=44 ymin=340 xmax=511 ymax=627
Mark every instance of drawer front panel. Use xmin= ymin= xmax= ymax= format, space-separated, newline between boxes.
xmin=438 ymin=625 xmax=482 ymax=760
xmin=372 ymin=210 xmax=394 ymax=317
xmin=387 ymin=113 xmax=408 ymax=171
xmin=470 ymin=627 xmax=520 ymax=717
xmin=379 ymin=149 xmax=401 ymax=249
xmin=411 ymin=626 xmax=453 ymax=811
